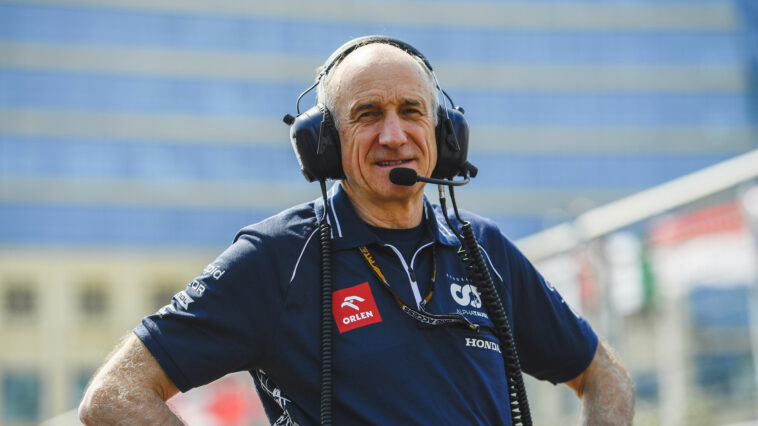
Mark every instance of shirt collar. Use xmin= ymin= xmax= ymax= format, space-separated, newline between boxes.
xmin=316 ymin=183 xmax=460 ymax=250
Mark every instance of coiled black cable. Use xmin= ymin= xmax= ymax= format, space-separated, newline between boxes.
xmin=441 ymin=185 xmax=531 ymax=425
xmin=458 ymin=223 xmax=532 ymax=425
xmin=318 ymin=180 xmax=333 ymax=426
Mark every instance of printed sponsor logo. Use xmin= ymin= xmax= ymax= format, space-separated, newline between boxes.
xmin=341 ymin=295 xmax=365 ymax=310
xmin=203 ymin=263 xmax=226 ymax=280
xmin=188 ymin=279 xmax=206 ymax=296
xmin=456 ymin=308 xmax=489 ymax=319
xmin=332 ymin=282 xmax=382 ymax=333
xmin=174 ymin=290 xmax=194 ymax=310
xmin=157 ymin=304 xmax=176 ymax=316
xmin=342 ymin=310 xmax=376 ymax=325
xmin=450 ymin=283 xmax=482 ymax=308
xmin=465 ymin=337 xmax=501 ymax=353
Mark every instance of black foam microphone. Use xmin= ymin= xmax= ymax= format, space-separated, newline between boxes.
xmin=389 ymin=167 xmax=471 ymax=187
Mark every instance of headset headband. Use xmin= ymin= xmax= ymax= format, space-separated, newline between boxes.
xmin=318 ymin=35 xmax=434 ymax=83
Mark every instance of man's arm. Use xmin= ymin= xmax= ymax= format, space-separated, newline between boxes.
xmin=564 ymin=339 xmax=635 ymax=425
xmin=78 ymin=332 xmax=183 ymax=425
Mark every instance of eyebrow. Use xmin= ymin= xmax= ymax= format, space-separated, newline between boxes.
xmin=403 ymin=99 xmax=422 ymax=107
xmin=351 ymin=102 xmax=377 ymax=117
xmin=349 ymin=98 xmax=426 ymax=118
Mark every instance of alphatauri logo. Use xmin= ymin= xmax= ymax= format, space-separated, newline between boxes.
xmin=332 ymin=282 xmax=382 ymax=333
xmin=451 ymin=284 xmax=482 ymax=308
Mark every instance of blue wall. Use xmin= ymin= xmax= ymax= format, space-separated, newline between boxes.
xmin=0 ymin=1 xmax=755 ymax=249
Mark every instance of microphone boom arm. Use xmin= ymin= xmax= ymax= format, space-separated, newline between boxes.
xmin=389 ymin=167 xmax=471 ymax=187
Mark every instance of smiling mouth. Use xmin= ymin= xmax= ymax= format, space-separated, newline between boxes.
xmin=377 ymin=160 xmax=412 ymax=166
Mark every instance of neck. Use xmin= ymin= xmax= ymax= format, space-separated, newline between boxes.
xmin=342 ymin=185 xmax=424 ymax=229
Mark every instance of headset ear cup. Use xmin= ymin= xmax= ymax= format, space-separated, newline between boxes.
xmin=289 ymin=104 xmax=345 ymax=181
xmin=319 ymin=106 xmax=341 ymax=152
xmin=432 ymin=107 xmax=469 ymax=179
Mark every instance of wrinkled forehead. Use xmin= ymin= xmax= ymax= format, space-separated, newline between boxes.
xmin=330 ymin=44 xmax=434 ymax=103
xmin=322 ymin=38 xmax=430 ymax=78
xmin=335 ymin=43 xmax=427 ymax=77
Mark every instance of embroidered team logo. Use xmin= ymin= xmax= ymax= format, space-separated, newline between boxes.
xmin=450 ymin=283 xmax=482 ymax=308
xmin=332 ymin=282 xmax=382 ymax=333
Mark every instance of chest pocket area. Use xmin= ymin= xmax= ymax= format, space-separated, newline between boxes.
xmin=430 ymin=258 xmax=505 ymax=332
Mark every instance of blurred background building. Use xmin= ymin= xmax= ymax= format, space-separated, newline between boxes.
xmin=0 ymin=0 xmax=757 ymax=424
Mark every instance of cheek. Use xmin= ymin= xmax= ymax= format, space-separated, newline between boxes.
xmin=426 ymin=129 xmax=437 ymax=155
xmin=339 ymin=129 xmax=363 ymax=175
xmin=423 ymin=127 xmax=438 ymax=169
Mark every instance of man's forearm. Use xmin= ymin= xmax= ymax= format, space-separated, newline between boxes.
xmin=579 ymin=341 xmax=635 ymax=425
xmin=80 ymin=383 xmax=183 ymax=425
xmin=79 ymin=333 xmax=183 ymax=425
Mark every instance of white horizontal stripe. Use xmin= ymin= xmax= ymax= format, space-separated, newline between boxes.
xmin=12 ymin=0 xmax=738 ymax=31
xmin=0 ymin=108 xmax=751 ymax=154
xmin=0 ymin=108 xmax=285 ymax=145
xmin=430 ymin=187 xmax=631 ymax=216
xmin=0 ymin=42 xmax=747 ymax=92
xmin=0 ymin=177 xmax=320 ymax=210
xmin=0 ymin=42 xmax=318 ymax=83
xmin=470 ymin=126 xmax=755 ymax=153
xmin=435 ymin=64 xmax=747 ymax=93
xmin=516 ymin=148 xmax=758 ymax=260
xmin=1 ymin=175 xmax=634 ymax=216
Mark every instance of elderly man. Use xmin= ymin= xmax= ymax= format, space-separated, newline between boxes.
xmin=79 ymin=36 xmax=634 ymax=425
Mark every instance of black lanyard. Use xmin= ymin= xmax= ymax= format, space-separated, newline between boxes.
xmin=358 ymin=244 xmax=480 ymax=331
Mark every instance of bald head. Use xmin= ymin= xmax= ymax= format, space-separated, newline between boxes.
xmin=316 ymin=43 xmax=439 ymax=129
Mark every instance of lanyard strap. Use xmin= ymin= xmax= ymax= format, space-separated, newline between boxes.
xmin=358 ymin=245 xmax=480 ymax=331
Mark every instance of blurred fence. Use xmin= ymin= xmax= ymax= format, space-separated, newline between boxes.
xmin=518 ymin=149 xmax=758 ymax=425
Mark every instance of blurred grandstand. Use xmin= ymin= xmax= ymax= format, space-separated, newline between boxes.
xmin=0 ymin=0 xmax=756 ymax=424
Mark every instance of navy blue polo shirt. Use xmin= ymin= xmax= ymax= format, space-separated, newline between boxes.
xmin=135 ymin=183 xmax=597 ymax=425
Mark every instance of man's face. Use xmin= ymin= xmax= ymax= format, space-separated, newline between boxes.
xmin=331 ymin=44 xmax=437 ymax=207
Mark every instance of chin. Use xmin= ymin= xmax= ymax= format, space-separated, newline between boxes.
xmin=380 ymin=184 xmax=423 ymax=202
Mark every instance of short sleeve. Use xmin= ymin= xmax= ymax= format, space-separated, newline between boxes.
xmin=503 ymin=236 xmax=598 ymax=384
xmin=134 ymin=233 xmax=282 ymax=392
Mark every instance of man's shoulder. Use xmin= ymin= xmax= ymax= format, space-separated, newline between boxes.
xmin=426 ymin=202 xmax=522 ymax=255
xmin=213 ymin=200 xmax=321 ymax=286
xmin=426 ymin=202 xmax=502 ymax=236
xmin=234 ymin=199 xmax=320 ymax=245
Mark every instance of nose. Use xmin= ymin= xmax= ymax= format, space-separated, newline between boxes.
xmin=377 ymin=112 xmax=408 ymax=147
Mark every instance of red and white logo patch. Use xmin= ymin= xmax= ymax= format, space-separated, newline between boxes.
xmin=332 ymin=282 xmax=382 ymax=333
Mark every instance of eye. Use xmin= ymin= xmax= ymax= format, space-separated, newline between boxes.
xmin=357 ymin=110 xmax=379 ymax=121
xmin=402 ymin=105 xmax=423 ymax=116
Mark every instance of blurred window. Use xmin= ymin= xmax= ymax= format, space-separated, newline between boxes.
xmin=688 ymin=286 xmax=756 ymax=398
xmin=3 ymin=372 xmax=40 ymax=422
xmin=633 ymin=371 xmax=659 ymax=404
xmin=4 ymin=285 xmax=36 ymax=318
xmin=79 ymin=286 xmax=108 ymax=318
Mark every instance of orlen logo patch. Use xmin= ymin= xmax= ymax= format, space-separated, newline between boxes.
xmin=332 ymin=282 xmax=382 ymax=333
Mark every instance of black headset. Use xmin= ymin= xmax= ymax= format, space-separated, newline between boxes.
xmin=284 ymin=35 xmax=470 ymax=182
